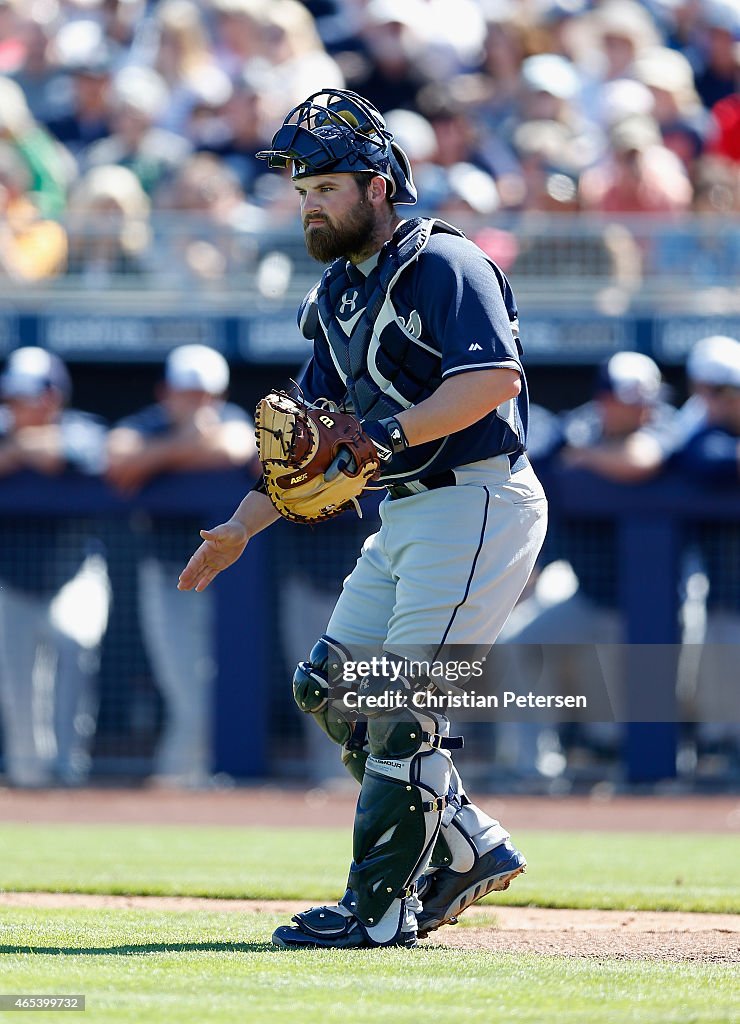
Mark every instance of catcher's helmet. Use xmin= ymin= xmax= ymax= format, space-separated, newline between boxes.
xmin=257 ymin=89 xmax=417 ymax=205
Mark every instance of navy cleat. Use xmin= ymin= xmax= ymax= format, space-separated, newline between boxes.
xmin=415 ymin=839 xmax=526 ymax=938
xmin=272 ymin=891 xmax=418 ymax=950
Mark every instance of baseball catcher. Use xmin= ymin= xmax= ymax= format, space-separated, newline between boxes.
xmin=179 ymin=88 xmax=548 ymax=950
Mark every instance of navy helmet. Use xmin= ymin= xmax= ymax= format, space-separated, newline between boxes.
xmin=257 ymin=89 xmax=417 ymax=205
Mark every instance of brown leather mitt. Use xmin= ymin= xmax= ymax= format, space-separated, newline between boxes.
xmin=255 ymin=390 xmax=382 ymax=523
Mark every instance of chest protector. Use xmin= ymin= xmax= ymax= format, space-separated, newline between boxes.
xmin=303 ymin=218 xmax=464 ymax=421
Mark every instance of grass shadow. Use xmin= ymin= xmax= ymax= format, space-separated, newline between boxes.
xmin=0 ymin=942 xmax=277 ymax=956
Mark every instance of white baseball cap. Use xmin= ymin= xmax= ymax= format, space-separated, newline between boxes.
xmin=597 ymin=351 xmax=663 ymax=404
xmin=687 ymin=335 xmax=740 ymax=388
xmin=0 ymin=347 xmax=71 ymax=401
xmin=520 ymin=54 xmax=581 ymax=100
xmin=164 ymin=345 xmax=230 ymax=395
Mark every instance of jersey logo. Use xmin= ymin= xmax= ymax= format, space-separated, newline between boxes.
xmin=397 ymin=309 xmax=422 ymax=339
xmin=468 ymin=342 xmax=483 ymax=351
xmin=339 ymin=290 xmax=359 ymax=314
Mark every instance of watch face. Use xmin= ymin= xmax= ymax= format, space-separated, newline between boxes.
xmin=390 ymin=426 xmax=402 ymax=446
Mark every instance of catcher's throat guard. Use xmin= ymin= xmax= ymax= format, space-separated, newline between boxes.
xmin=256 ymin=88 xmax=417 ymax=205
xmin=255 ymin=390 xmax=381 ymax=524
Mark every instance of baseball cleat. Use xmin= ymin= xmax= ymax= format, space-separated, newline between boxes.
xmin=415 ymin=839 xmax=526 ymax=938
xmin=272 ymin=898 xmax=417 ymax=950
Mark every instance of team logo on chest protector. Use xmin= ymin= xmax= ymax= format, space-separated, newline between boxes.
xmin=397 ymin=309 xmax=422 ymax=339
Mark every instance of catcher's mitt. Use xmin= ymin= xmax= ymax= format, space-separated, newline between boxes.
xmin=255 ymin=390 xmax=381 ymax=524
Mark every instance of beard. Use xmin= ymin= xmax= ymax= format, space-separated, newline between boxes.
xmin=303 ymin=192 xmax=378 ymax=263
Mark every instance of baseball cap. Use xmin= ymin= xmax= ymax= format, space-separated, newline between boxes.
xmin=0 ymin=347 xmax=71 ymax=401
xmin=164 ymin=345 xmax=230 ymax=394
xmin=687 ymin=335 xmax=740 ymax=388
xmin=54 ymin=20 xmax=116 ymax=77
xmin=595 ymin=351 xmax=663 ymax=404
xmin=520 ymin=54 xmax=581 ymax=100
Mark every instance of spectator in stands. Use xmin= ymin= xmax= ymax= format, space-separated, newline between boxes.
xmin=582 ymin=0 xmax=661 ymax=88
xmin=0 ymin=142 xmax=67 ymax=281
xmin=631 ymin=46 xmax=710 ymax=172
xmin=0 ymin=347 xmax=110 ymax=787
xmin=580 ymin=113 xmax=693 ymax=213
xmin=150 ymin=0 xmax=229 ymax=139
xmin=692 ymin=0 xmax=740 ymax=110
xmin=10 ymin=3 xmax=66 ymax=125
xmin=0 ymin=0 xmax=25 ymax=76
xmin=209 ymin=0 xmax=271 ymax=79
xmin=66 ymin=164 xmax=151 ymax=286
xmin=153 ymin=152 xmax=266 ymax=284
xmin=674 ymin=334 xmax=740 ymax=773
xmin=345 ymin=0 xmax=431 ymax=113
xmin=45 ymin=22 xmax=116 ymax=160
xmin=258 ymin=0 xmax=344 ymax=118
xmin=498 ymin=353 xmax=676 ymax=779
xmin=106 ymin=344 xmax=257 ymax=786
xmin=508 ymin=121 xmax=642 ymax=309
xmin=0 ymin=75 xmax=74 ymax=218
xmin=476 ymin=4 xmax=528 ymax=128
xmin=416 ymin=84 xmax=501 ymax=183
xmin=81 ymin=65 xmax=191 ymax=196
xmin=196 ymin=67 xmax=269 ymax=196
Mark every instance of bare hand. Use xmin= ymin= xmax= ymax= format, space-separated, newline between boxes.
xmin=177 ymin=520 xmax=249 ymax=592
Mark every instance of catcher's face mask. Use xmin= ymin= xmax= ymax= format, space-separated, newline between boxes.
xmin=257 ymin=88 xmax=417 ymax=205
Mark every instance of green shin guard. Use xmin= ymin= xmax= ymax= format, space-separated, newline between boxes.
xmin=348 ymin=769 xmax=430 ymax=925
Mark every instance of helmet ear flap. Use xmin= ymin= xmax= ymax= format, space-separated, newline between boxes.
xmin=388 ymin=142 xmax=417 ymax=205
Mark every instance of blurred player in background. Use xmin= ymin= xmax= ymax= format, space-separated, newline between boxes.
xmin=499 ymin=352 xmax=676 ymax=777
xmin=674 ymin=335 xmax=740 ymax=775
xmin=0 ymin=347 xmax=110 ymax=787
xmin=107 ymin=344 xmax=257 ymax=786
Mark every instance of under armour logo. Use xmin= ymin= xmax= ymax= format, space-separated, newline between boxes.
xmin=340 ymin=290 xmax=359 ymax=315
xmin=468 ymin=342 xmax=483 ymax=351
xmin=398 ymin=310 xmax=422 ymax=339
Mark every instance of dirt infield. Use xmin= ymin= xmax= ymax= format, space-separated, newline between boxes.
xmin=0 ymin=785 xmax=739 ymax=833
xmin=1 ymin=787 xmax=738 ymax=963
xmin=1 ymin=892 xmax=737 ymax=962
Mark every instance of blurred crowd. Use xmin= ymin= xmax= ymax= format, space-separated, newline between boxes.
xmin=0 ymin=0 xmax=738 ymax=287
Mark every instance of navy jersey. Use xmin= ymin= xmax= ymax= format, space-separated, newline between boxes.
xmin=117 ymin=401 xmax=252 ymax=562
xmin=117 ymin=401 xmax=250 ymax=437
xmin=554 ymin=400 xmax=677 ymax=608
xmin=674 ymin=423 xmax=740 ymax=484
xmin=676 ymin=423 xmax=740 ymax=610
xmin=297 ymin=220 xmax=528 ymax=483
xmin=0 ymin=409 xmax=107 ymax=596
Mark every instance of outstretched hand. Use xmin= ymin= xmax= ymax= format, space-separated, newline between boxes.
xmin=177 ymin=520 xmax=249 ymax=592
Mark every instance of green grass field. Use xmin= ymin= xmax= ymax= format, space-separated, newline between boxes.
xmin=0 ymin=824 xmax=737 ymax=912
xmin=1 ymin=823 xmax=738 ymax=1023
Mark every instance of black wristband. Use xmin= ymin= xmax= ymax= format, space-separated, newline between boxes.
xmin=377 ymin=416 xmax=409 ymax=455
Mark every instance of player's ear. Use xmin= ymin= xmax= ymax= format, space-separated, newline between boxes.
xmin=368 ymin=174 xmax=388 ymax=206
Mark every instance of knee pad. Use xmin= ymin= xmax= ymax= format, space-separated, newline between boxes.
xmin=293 ymin=636 xmax=357 ymax=749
